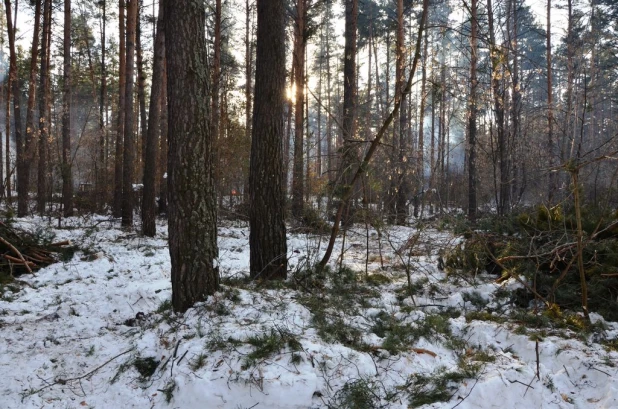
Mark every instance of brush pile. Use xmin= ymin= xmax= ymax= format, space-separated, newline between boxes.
xmin=0 ymin=221 xmax=73 ymax=275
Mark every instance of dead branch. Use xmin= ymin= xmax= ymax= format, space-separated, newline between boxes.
xmin=0 ymin=236 xmax=32 ymax=273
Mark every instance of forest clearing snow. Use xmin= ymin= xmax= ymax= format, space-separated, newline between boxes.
xmin=1 ymin=215 xmax=617 ymax=408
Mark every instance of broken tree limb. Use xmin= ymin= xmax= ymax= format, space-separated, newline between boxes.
xmin=0 ymin=236 xmax=33 ymax=273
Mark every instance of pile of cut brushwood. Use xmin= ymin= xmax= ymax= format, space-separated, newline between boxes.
xmin=444 ymin=205 xmax=618 ymax=321
xmin=0 ymin=221 xmax=74 ymax=277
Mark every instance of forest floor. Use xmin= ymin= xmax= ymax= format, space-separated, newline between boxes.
xmin=1 ymin=214 xmax=617 ymax=409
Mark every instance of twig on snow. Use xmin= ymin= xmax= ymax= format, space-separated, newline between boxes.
xmin=22 ymin=347 xmax=135 ymax=400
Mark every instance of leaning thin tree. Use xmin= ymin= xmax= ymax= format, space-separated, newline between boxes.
xmin=317 ymin=0 xmax=429 ymax=271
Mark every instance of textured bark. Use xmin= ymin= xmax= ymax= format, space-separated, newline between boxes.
xmin=249 ymin=0 xmax=287 ymax=280
xmin=114 ymin=0 xmax=126 ymax=217
xmin=37 ymin=0 xmax=52 ymax=214
xmin=142 ymin=1 xmax=165 ymax=237
xmin=158 ymin=60 xmax=168 ymax=215
xmin=4 ymin=0 xmax=22 ymax=205
xmin=62 ymin=0 xmax=73 ymax=217
xmin=165 ymin=0 xmax=219 ymax=312
xmin=121 ymin=0 xmax=137 ymax=226
xmin=291 ymin=0 xmax=306 ymax=219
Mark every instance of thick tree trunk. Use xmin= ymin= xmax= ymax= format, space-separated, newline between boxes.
xmin=249 ymin=0 xmax=288 ymax=280
xmin=121 ymin=0 xmax=138 ymax=226
xmin=142 ymin=0 xmax=165 ymax=237
xmin=62 ymin=0 xmax=73 ymax=217
xmin=165 ymin=0 xmax=219 ymax=312
xmin=114 ymin=0 xmax=126 ymax=217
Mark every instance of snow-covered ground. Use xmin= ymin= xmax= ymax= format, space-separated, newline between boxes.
xmin=1 ymin=215 xmax=617 ymax=408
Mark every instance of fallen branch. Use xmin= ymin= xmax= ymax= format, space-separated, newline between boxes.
xmin=22 ymin=348 xmax=135 ymax=400
xmin=0 ymin=236 xmax=32 ymax=273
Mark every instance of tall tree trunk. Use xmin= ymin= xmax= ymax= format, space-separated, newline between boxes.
xmin=487 ymin=0 xmax=507 ymax=215
xmin=0 ymin=87 xmax=3 ymax=200
xmin=37 ymin=0 xmax=51 ymax=214
xmin=97 ymin=0 xmax=107 ymax=209
xmin=547 ymin=0 xmax=555 ymax=203
xmin=4 ymin=0 xmax=22 ymax=207
xmin=395 ymin=0 xmax=408 ymax=225
xmin=212 ymin=0 xmax=221 ymax=205
xmin=5 ymin=66 xmax=10 ymax=202
xmin=158 ymin=59 xmax=168 ymax=215
xmin=62 ymin=0 xmax=73 ymax=217
xmin=416 ymin=24 xmax=428 ymax=218
xmin=249 ymin=0 xmax=288 ymax=280
xmin=18 ymin=0 xmax=41 ymax=216
xmin=509 ymin=0 xmax=519 ymax=210
xmin=317 ymin=23 xmax=324 ymax=180
xmin=244 ymin=0 xmax=252 ymax=143
xmin=325 ymin=3 xmax=333 ymax=185
xmin=114 ymin=0 xmax=126 ymax=217
xmin=243 ymin=0 xmax=253 ymax=204
xmin=165 ymin=0 xmax=219 ymax=312
xmin=136 ymin=5 xmax=147 ymax=176
xmin=291 ymin=0 xmax=306 ymax=219
xmin=564 ymin=0 xmax=575 ymax=166
xmin=467 ymin=0 xmax=478 ymax=221
xmin=121 ymin=0 xmax=138 ymax=226
xmin=339 ymin=0 xmax=358 ymax=219
xmin=142 ymin=0 xmax=165 ymax=237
